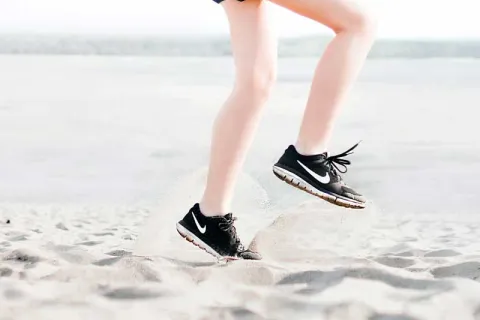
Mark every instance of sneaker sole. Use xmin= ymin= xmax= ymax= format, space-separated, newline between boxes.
xmin=272 ymin=165 xmax=366 ymax=209
xmin=175 ymin=223 xmax=238 ymax=262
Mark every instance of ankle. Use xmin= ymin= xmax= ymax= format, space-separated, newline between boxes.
xmin=199 ymin=201 xmax=228 ymax=217
xmin=294 ymin=141 xmax=327 ymax=156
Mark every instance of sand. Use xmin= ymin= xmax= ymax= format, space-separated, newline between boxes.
xmin=1 ymin=55 xmax=480 ymax=319
xmin=2 ymin=196 xmax=480 ymax=319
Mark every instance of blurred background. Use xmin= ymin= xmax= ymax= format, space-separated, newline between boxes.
xmin=0 ymin=0 xmax=479 ymax=215
xmin=1 ymin=0 xmax=479 ymax=39
xmin=0 ymin=0 xmax=479 ymax=55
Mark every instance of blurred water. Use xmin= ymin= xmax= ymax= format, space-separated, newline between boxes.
xmin=0 ymin=55 xmax=479 ymax=216
xmin=1 ymin=35 xmax=479 ymax=58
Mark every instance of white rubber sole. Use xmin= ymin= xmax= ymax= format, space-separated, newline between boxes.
xmin=175 ymin=223 xmax=238 ymax=262
xmin=272 ymin=165 xmax=365 ymax=209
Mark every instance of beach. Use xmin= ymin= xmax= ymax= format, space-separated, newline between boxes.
xmin=1 ymin=55 xmax=480 ymax=319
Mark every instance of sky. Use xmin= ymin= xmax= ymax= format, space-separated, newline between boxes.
xmin=0 ymin=0 xmax=479 ymax=40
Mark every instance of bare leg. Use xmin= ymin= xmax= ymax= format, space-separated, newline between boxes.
xmin=271 ymin=0 xmax=377 ymax=155
xmin=200 ymin=0 xmax=277 ymax=216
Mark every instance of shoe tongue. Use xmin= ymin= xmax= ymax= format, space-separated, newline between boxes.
xmin=309 ymin=152 xmax=328 ymax=162
xmin=223 ymin=213 xmax=233 ymax=220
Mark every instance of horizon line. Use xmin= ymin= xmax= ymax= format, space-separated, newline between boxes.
xmin=0 ymin=32 xmax=479 ymax=43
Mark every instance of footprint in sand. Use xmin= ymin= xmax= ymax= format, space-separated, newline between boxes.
xmin=0 ymin=241 xmax=11 ymax=248
xmin=7 ymin=235 xmax=28 ymax=242
xmin=106 ymin=250 xmax=132 ymax=257
xmin=374 ymin=256 xmax=416 ymax=269
xmin=101 ymin=287 xmax=164 ymax=300
xmin=3 ymin=249 xmax=42 ymax=264
xmin=277 ymin=267 xmax=451 ymax=295
xmin=93 ymin=257 xmax=123 ymax=266
xmin=369 ymin=314 xmax=418 ymax=320
xmin=76 ymin=241 xmax=103 ymax=246
xmin=55 ymin=222 xmax=68 ymax=231
xmin=392 ymin=250 xmax=426 ymax=258
xmin=431 ymin=261 xmax=480 ymax=280
xmin=209 ymin=307 xmax=264 ymax=320
xmin=2 ymin=288 xmax=23 ymax=300
xmin=425 ymin=249 xmax=461 ymax=258
xmin=0 ymin=267 xmax=13 ymax=277
xmin=93 ymin=232 xmax=115 ymax=237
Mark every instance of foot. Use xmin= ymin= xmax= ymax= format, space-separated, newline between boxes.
xmin=273 ymin=143 xmax=366 ymax=209
xmin=176 ymin=203 xmax=262 ymax=261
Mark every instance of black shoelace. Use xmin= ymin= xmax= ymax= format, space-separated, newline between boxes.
xmin=324 ymin=142 xmax=360 ymax=175
xmin=218 ymin=215 xmax=245 ymax=252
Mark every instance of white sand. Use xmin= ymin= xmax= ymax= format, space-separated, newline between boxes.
xmin=1 ymin=56 xmax=480 ymax=319
xmin=3 ymin=196 xmax=480 ymax=319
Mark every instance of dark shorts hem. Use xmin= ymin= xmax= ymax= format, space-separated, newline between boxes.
xmin=213 ymin=0 xmax=245 ymax=3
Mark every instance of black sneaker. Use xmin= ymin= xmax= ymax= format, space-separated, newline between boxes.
xmin=273 ymin=143 xmax=366 ymax=209
xmin=176 ymin=204 xmax=262 ymax=261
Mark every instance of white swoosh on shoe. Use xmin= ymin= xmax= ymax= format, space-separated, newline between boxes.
xmin=297 ymin=160 xmax=331 ymax=184
xmin=192 ymin=211 xmax=207 ymax=234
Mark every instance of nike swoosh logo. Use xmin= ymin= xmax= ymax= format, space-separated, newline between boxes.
xmin=192 ymin=211 xmax=207 ymax=234
xmin=297 ymin=160 xmax=331 ymax=184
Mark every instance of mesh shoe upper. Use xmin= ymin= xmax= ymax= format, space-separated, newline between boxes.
xmin=275 ymin=143 xmax=365 ymax=204
xmin=178 ymin=204 xmax=261 ymax=260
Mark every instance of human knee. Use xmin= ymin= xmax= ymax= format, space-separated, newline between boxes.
xmin=334 ymin=8 xmax=377 ymax=37
xmin=236 ymin=66 xmax=276 ymax=102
